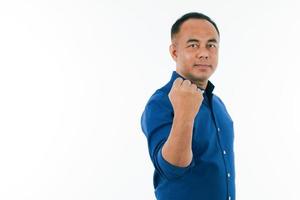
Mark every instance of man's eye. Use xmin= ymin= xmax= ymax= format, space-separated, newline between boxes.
xmin=208 ymin=44 xmax=217 ymax=48
xmin=189 ymin=44 xmax=198 ymax=48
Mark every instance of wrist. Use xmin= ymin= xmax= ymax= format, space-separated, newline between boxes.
xmin=173 ymin=114 xmax=195 ymax=126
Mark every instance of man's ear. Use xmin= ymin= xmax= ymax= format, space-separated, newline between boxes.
xmin=169 ymin=43 xmax=178 ymax=62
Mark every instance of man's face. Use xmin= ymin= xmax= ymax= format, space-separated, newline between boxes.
xmin=170 ymin=19 xmax=219 ymax=86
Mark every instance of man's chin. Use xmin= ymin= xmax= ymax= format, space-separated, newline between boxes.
xmin=189 ymin=73 xmax=210 ymax=83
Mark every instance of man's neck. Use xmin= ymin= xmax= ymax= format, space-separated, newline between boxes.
xmin=175 ymin=70 xmax=208 ymax=90
xmin=195 ymin=81 xmax=207 ymax=90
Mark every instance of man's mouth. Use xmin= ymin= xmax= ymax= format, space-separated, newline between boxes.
xmin=194 ymin=64 xmax=211 ymax=68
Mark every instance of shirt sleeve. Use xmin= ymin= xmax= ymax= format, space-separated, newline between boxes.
xmin=141 ymin=92 xmax=195 ymax=180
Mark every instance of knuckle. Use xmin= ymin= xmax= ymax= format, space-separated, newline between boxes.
xmin=185 ymin=80 xmax=191 ymax=84
xmin=177 ymin=77 xmax=183 ymax=82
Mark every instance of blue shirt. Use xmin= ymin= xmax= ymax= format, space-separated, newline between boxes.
xmin=141 ymin=71 xmax=235 ymax=200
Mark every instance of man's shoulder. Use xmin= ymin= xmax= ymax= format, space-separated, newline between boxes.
xmin=213 ymin=94 xmax=229 ymax=109
xmin=146 ymin=77 xmax=173 ymax=104
xmin=146 ymin=72 xmax=176 ymax=110
xmin=212 ymin=94 xmax=233 ymax=119
xmin=146 ymin=82 xmax=173 ymax=112
xmin=146 ymin=88 xmax=171 ymax=109
xmin=212 ymin=94 xmax=222 ymax=102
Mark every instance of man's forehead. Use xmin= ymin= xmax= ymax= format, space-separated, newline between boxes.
xmin=175 ymin=34 xmax=219 ymax=44
xmin=186 ymin=37 xmax=219 ymax=43
xmin=181 ymin=19 xmax=217 ymax=30
xmin=178 ymin=19 xmax=218 ymax=38
xmin=174 ymin=19 xmax=219 ymax=42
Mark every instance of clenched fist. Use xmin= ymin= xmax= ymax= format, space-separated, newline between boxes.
xmin=168 ymin=78 xmax=203 ymax=120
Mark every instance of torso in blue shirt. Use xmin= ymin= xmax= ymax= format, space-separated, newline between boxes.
xmin=141 ymin=71 xmax=235 ymax=200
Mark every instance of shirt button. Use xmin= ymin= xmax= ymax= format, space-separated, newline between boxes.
xmin=228 ymin=196 xmax=231 ymax=200
xmin=223 ymin=150 xmax=227 ymax=155
xmin=217 ymin=128 xmax=221 ymax=132
xmin=227 ymin=173 xmax=231 ymax=178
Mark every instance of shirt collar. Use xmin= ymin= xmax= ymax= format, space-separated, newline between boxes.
xmin=169 ymin=71 xmax=215 ymax=96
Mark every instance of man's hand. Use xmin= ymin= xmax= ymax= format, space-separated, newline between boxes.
xmin=162 ymin=77 xmax=203 ymax=167
xmin=168 ymin=78 xmax=203 ymax=120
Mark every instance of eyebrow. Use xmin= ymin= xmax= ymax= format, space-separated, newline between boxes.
xmin=207 ymin=38 xmax=218 ymax=43
xmin=186 ymin=38 xmax=218 ymax=44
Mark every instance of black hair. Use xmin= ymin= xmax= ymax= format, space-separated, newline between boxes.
xmin=171 ymin=12 xmax=220 ymax=40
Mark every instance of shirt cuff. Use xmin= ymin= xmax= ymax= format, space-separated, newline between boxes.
xmin=157 ymin=147 xmax=195 ymax=180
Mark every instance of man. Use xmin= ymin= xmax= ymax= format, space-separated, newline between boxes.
xmin=141 ymin=12 xmax=235 ymax=200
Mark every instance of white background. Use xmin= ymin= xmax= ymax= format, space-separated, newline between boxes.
xmin=1 ymin=0 xmax=300 ymax=199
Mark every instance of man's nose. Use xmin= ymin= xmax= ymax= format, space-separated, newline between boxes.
xmin=196 ymin=47 xmax=209 ymax=59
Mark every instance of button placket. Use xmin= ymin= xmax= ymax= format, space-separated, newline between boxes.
xmin=211 ymin=99 xmax=233 ymax=199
